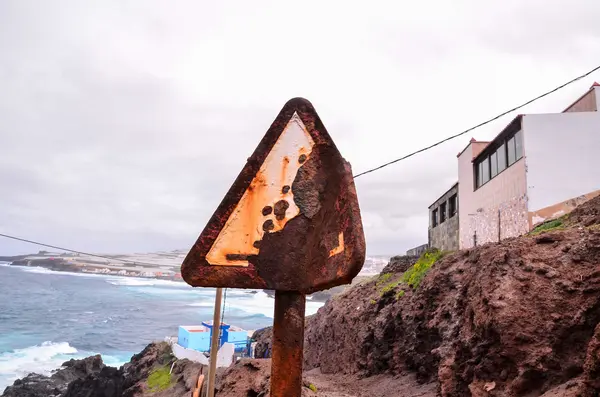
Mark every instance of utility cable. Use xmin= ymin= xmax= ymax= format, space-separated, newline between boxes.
xmin=352 ymin=64 xmax=600 ymax=179
xmin=1 ymin=65 xmax=599 ymax=258
xmin=0 ymin=232 xmax=162 ymax=267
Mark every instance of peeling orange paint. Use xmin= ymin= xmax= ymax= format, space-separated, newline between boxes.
xmin=206 ymin=113 xmax=315 ymax=266
xmin=328 ymin=232 xmax=344 ymax=258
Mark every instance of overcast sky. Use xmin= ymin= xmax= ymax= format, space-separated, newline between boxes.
xmin=1 ymin=0 xmax=599 ymax=257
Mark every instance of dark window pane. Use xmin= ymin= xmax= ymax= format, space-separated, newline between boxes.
xmin=490 ymin=152 xmax=498 ymax=178
xmin=449 ymin=194 xmax=457 ymax=217
xmin=482 ymin=157 xmax=490 ymax=184
xmin=497 ymin=143 xmax=506 ymax=173
xmin=440 ymin=202 xmax=447 ymax=223
xmin=507 ymin=137 xmax=516 ymax=165
xmin=515 ymin=129 xmax=523 ymax=160
xmin=432 ymin=209 xmax=438 ymax=227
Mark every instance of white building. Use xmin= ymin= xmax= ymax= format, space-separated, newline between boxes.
xmin=433 ymin=82 xmax=600 ymax=249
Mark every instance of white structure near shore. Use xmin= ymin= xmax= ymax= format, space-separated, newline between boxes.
xmin=164 ymin=336 xmax=236 ymax=367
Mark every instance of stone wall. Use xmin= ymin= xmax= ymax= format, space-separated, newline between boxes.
xmin=463 ymin=193 xmax=529 ymax=247
xmin=406 ymin=244 xmax=428 ymax=257
xmin=429 ymin=215 xmax=459 ymax=251
xmin=428 ymin=183 xmax=459 ymax=252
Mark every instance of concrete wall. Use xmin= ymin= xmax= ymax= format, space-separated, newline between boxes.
xmin=458 ymin=143 xmax=529 ymax=249
xmin=530 ymin=189 xmax=600 ymax=226
xmin=523 ymin=112 xmax=600 ymax=213
xmin=406 ymin=243 xmax=428 ymax=257
xmin=428 ymin=184 xmax=459 ymax=251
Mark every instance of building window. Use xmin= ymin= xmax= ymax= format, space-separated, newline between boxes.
xmin=474 ymin=129 xmax=523 ymax=190
xmin=432 ymin=208 xmax=438 ymax=227
xmin=440 ymin=202 xmax=447 ymax=223
xmin=481 ymin=157 xmax=490 ymax=185
xmin=449 ymin=194 xmax=457 ymax=218
xmin=497 ymin=142 xmax=506 ymax=173
xmin=515 ymin=129 xmax=523 ymax=160
xmin=490 ymin=151 xmax=498 ymax=178
xmin=507 ymin=136 xmax=516 ymax=165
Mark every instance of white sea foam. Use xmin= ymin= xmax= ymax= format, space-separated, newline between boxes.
xmin=0 ymin=341 xmax=127 ymax=391
xmin=222 ymin=291 xmax=324 ymax=318
xmin=105 ymin=277 xmax=186 ymax=288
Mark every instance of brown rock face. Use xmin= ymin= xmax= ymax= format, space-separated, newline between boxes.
xmin=215 ymin=359 xmax=317 ymax=397
xmin=304 ymin=196 xmax=600 ymax=396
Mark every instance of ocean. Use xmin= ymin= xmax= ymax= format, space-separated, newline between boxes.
xmin=0 ymin=263 xmax=325 ymax=391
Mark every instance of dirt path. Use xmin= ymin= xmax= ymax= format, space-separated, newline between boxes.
xmin=304 ymin=370 xmax=438 ymax=397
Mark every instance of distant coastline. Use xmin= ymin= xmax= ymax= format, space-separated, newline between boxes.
xmin=0 ymin=250 xmax=390 ymax=302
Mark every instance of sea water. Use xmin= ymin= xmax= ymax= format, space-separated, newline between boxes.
xmin=0 ymin=263 xmax=324 ymax=390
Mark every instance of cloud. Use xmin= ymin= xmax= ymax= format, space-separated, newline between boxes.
xmin=0 ymin=0 xmax=599 ymax=257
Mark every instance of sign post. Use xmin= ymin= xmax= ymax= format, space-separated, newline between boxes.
xmin=181 ymin=98 xmax=365 ymax=397
xmin=206 ymin=287 xmax=222 ymax=397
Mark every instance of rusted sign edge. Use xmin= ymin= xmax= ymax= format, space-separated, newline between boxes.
xmin=180 ymin=97 xmax=365 ymax=292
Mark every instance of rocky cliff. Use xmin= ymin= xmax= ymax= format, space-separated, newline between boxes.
xmin=303 ymin=195 xmax=600 ymax=396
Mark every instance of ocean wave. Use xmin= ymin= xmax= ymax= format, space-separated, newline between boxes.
xmin=186 ymin=302 xmax=214 ymax=307
xmin=105 ymin=277 xmax=186 ymax=288
xmin=15 ymin=266 xmax=108 ymax=278
xmin=0 ymin=341 xmax=127 ymax=391
xmin=222 ymin=291 xmax=324 ymax=318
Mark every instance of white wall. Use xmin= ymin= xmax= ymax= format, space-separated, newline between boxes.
xmin=523 ymin=112 xmax=600 ymax=211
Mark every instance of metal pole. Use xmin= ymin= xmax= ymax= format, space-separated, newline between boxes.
xmin=271 ymin=291 xmax=306 ymax=397
xmin=206 ymin=287 xmax=223 ymax=397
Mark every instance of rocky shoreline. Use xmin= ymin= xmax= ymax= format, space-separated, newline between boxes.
xmin=4 ymin=196 xmax=600 ymax=396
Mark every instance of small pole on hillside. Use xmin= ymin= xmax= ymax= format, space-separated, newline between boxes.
xmin=206 ymin=287 xmax=223 ymax=397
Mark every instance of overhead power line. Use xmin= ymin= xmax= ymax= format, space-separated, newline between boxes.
xmin=1 ymin=65 xmax=599 ymax=259
xmin=0 ymin=232 xmax=161 ymax=267
xmin=352 ymin=64 xmax=600 ymax=179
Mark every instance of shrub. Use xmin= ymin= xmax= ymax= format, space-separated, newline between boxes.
xmin=402 ymin=249 xmax=445 ymax=289
xmin=376 ymin=272 xmax=392 ymax=285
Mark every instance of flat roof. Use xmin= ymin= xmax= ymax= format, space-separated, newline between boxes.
xmin=428 ymin=182 xmax=459 ymax=209
xmin=472 ymin=115 xmax=523 ymax=163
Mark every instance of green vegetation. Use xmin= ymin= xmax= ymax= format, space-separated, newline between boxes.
xmin=147 ymin=365 xmax=173 ymax=393
xmin=308 ymin=383 xmax=318 ymax=392
xmin=376 ymin=272 xmax=392 ymax=285
xmin=401 ymin=249 xmax=445 ymax=289
xmin=530 ymin=215 xmax=568 ymax=235
xmin=380 ymin=279 xmax=402 ymax=296
xmin=376 ymin=249 xmax=445 ymax=300
xmin=369 ymin=299 xmax=377 ymax=305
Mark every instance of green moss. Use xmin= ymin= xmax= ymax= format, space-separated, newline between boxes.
xmin=380 ymin=279 xmax=402 ymax=297
xmin=376 ymin=272 xmax=392 ymax=285
xmin=530 ymin=214 xmax=569 ymax=235
xmin=402 ymin=249 xmax=445 ymax=289
xmin=147 ymin=365 xmax=173 ymax=393
xmin=396 ymin=289 xmax=405 ymax=300
xmin=369 ymin=299 xmax=377 ymax=305
xmin=308 ymin=383 xmax=318 ymax=392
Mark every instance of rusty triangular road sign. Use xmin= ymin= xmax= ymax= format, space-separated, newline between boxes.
xmin=181 ymin=98 xmax=365 ymax=294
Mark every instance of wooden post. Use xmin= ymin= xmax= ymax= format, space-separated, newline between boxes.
xmin=206 ymin=287 xmax=223 ymax=397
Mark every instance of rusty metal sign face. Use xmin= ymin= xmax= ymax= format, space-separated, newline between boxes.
xmin=181 ymin=97 xmax=365 ymax=294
